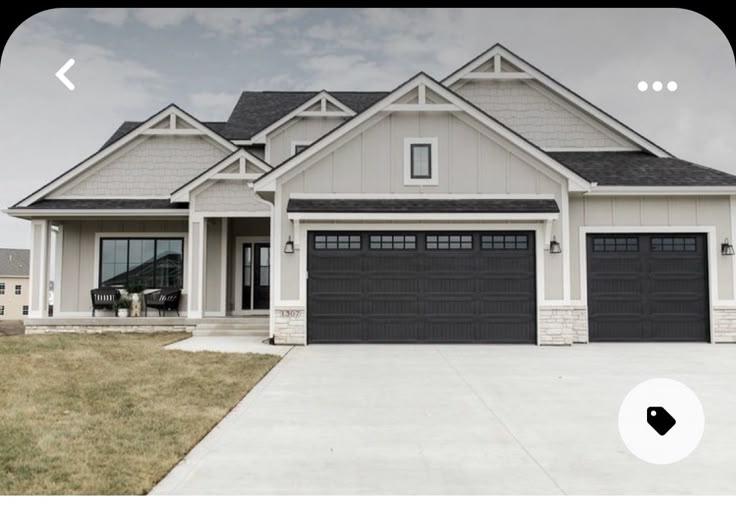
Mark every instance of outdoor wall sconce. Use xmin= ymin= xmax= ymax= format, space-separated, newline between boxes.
xmin=549 ymin=236 xmax=562 ymax=254
xmin=722 ymin=238 xmax=734 ymax=256
xmin=284 ymin=236 xmax=295 ymax=254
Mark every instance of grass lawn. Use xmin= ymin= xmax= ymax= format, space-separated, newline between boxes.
xmin=0 ymin=332 xmax=281 ymax=494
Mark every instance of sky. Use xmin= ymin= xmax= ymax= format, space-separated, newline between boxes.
xmin=0 ymin=7 xmax=734 ymax=248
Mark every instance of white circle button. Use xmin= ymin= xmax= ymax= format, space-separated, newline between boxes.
xmin=618 ymin=378 xmax=704 ymax=465
xmin=652 ymin=81 xmax=663 ymax=92
xmin=667 ymin=81 xmax=678 ymax=92
xmin=637 ymin=81 xmax=648 ymax=92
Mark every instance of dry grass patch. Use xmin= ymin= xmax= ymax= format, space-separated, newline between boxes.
xmin=0 ymin=332 xmax=280 ymax=494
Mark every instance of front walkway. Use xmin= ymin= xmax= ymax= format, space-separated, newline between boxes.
xmin=151 ymin=344 xmax=736 ymax=495
xmin=165 ymin=336 xmax=291 ymax=356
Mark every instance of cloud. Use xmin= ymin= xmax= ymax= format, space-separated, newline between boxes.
xmin=128 ymin=8 xmax=307 ymax=38
xmin=0 ymin=17 xmax=167 ymax=246
xmin=189 ymin=91 xmax=239 ymax=118
xmin=88 ymin=8 xmax=129 ymax=27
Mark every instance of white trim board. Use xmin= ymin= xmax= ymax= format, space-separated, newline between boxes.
xmin=15 ymin=104 xmax=238 ymax=208
xmin=287 ymin=212 xmax=560 ymax=222
xmin=288 ymin=193 xmax=557 ymax=200
xmin=577 ymin=225 xmax=718 ymax=344
xmin=5 ymin=209 xmax=190 ymax=218
xmin=442 ymin=44 xmax=671 ymax=157
xmin=254 ymin=73 xmax=592 ymax=193
xmin=588 ymin=186 xmax=736 ymax=196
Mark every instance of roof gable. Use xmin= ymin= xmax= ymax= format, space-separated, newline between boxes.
xmin=442 ymin=43 xmax=671 ymax=157
xmin=14 ymin=104 xmax=238 ymax=208
xmin=226 ymin=91 xmax=387 ymax=141
xmin=170 ymin=148 xmax=272 ymax=203
xmin=254 ymin=72 xmax=591 ymax=192
xmin=249 ymin=91 xmax=356 ymax=143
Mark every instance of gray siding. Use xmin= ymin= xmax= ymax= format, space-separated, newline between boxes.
xmin=58 ymin=220 xmax=188 ymax=313
xmin=267 ymin=117 xmax=345 ymax=166
xmin=276 ymin=111 xmax=566 ymax=301
xmin=454 ymin=80 xmax=636 ymax=149
xmin=569 ymin=196 xmax=734 ymax=301
xmin=53 ymin=136 xmax=230 ymax=198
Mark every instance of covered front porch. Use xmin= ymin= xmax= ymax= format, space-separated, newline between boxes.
xmin=22 ymin=214 xmax=272 ymax=334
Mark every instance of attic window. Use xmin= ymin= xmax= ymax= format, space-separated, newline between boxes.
xmin=404 ymin=137 xmax=438 ymax=186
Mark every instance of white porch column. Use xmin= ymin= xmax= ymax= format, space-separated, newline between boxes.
xmin=187 ymin=217 xmax=206 ymax=319
xmin=28 ymin=219 xmax=51 ymax=318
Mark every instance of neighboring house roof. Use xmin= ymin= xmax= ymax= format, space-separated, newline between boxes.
xmin=0 ymin=248 xmax=30 ymax=277
xmin=287 ymin=198 xmax=560 ymax=214
xmin=548 ymin=152 xmax=736 ymax=186
xmin=25 ymin=199 xmax=188 ymax=209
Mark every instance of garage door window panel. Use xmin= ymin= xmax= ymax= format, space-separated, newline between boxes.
xmin=426 ymin=234 xmax=473 ymax=250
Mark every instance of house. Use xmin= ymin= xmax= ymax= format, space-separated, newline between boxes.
xmin=6 ymin=43 xmax=736 ymax=344
xmin=0 ymin=248 xmax=30 ymax=319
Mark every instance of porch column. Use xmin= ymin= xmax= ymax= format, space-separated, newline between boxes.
xmin=187 ymin=217 xmax=206 ymax=319
xmin=29 ymin=219 xmax=52 ymax=318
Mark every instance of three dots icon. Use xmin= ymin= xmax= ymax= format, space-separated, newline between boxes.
xmin=638 ymin=81 xmax=677 ymax=92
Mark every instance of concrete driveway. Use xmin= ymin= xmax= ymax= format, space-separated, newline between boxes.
xmin=152 ymin=344 xmax=736 ymax=495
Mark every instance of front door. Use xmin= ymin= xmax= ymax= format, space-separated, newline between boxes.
xmin=242 ymin=242 xmax=270 ymax=310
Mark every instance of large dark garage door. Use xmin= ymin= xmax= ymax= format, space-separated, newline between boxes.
xmin=307 ymin=231 xmax=536 ymax=344
xmin=587 ymin=233 xmax=709 ymax=342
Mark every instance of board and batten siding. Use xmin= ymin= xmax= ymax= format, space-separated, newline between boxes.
xmin=453 ymin=80 xmax=636 ymax=150
xmin=569 ymin=196 xmax=735 ymax=301
xmin=57 ymin=220 xmax=188 ymax=314
xmin=267 ymin=117 xmax=345 ymax=166
xmin=51 ymin=136 xmax=231 ymax=198
xmin=276 ymin=111 xmax=566 ymax=302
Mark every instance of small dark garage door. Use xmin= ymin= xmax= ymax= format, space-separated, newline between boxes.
xmin=587 ymin=233 xmax=709 ymax=342
xmin=307 ymin=231 xmax=536 ymax=344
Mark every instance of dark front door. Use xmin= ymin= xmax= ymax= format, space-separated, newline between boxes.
xmin=307 ymin=231 xmax=536 ymax=344
xmin=586 ymin=233 xmax=709 ymax=342
xmin=242 ymin=242 xmax=270 ymax=310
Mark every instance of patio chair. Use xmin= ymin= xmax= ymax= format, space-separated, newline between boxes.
xmin=145 ymin=288 xmax=181 ymax=316
xmin=90 ymin=287 xmax=121 ymax=316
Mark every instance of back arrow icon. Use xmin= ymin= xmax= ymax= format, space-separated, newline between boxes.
xmin=56 ymin=59 xmax=76 ymax=91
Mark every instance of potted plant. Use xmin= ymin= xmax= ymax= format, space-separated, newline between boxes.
xmin=115 ymin=296 xmax=132 ymax=318
xmin=126 ymin=284 xmax=145 ymax=317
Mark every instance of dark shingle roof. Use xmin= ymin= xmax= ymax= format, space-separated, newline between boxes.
xmin=0 ymin=248 xmax=30 ymax=277
xmin=225 ymin=91 xmax=388 ymax=140
xmin=287 ymin=198 xmax=559 ymax=214
xmin=101 ymin=91 xmax=387 ymax=148
xmin=26 ymin=199 xmax=188 ymax=210
xmin=548 ymin=151 xmax=736 ymax=186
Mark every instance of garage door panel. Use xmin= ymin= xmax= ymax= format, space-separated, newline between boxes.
xmin=309 ymin=296 xmax=363 ymax=316
xmin=364 ymin=277 xmax=420 ymax=293
xmin=308 ymin=231 xmax=536 ymax=344
xmin=587 ymin=233 xmax=709 ymax=342
xmin=364 ymin=296 xmax=420 ymax=315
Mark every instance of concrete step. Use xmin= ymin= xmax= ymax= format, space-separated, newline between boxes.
xmin=192 ymin=329 xmax=270 ymax=337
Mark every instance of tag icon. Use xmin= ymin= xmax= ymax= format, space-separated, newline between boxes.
xmin=647 ymin=406 xmax=676 ymax=436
